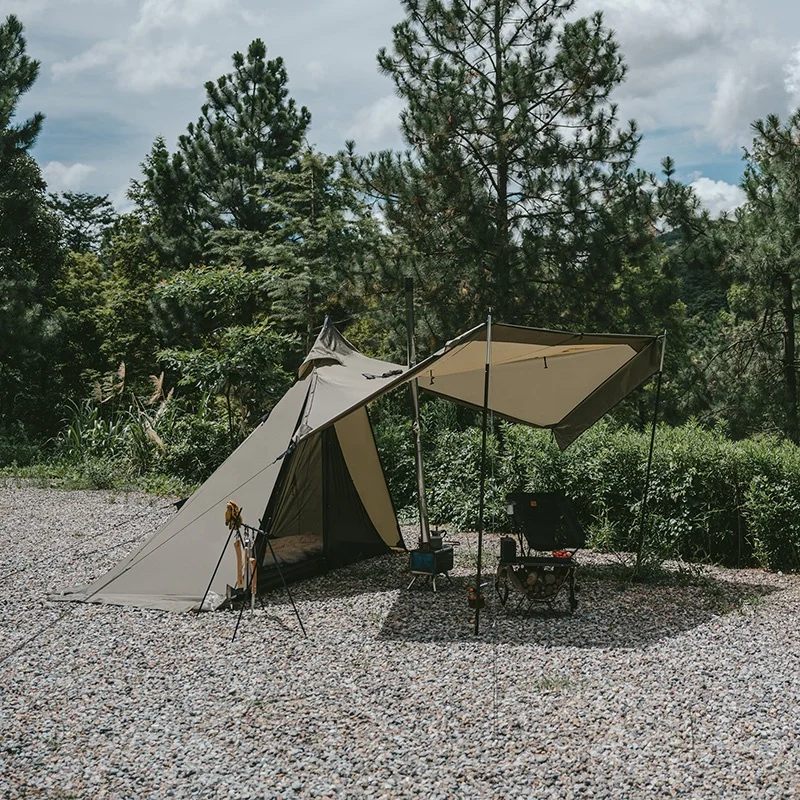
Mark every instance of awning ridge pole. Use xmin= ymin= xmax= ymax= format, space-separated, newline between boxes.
xmin=475 ymin=312 xmax=492 ymax=635
xmin=635 ymin=331 xmax=666 ymax=574
xmin=406 ymin=278 xmax=431 ymax=546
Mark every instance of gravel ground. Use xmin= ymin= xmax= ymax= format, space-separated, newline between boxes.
xmin=1 ymin=482 xmax=800 ymax=799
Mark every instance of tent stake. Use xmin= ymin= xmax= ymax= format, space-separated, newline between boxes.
xmin=474 ymin=313 xmax=492 ymax=635
xmin=635 ymin=333 xmax=666 ymax=575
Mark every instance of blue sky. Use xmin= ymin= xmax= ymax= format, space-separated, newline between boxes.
xmin=11 ymin=0 xmax=800 ymax=216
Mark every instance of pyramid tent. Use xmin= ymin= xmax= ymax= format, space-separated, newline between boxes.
xmin=53 ymin=322 xmax=407 ymax=612
xmin=52 ymin=318 xmax=663 ymax=613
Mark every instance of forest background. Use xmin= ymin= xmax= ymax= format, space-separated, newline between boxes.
xmin=5 ymin=1 xmax=800 ymax=571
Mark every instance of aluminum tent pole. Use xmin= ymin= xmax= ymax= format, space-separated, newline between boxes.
xmin=405 ymin=278 xmax=431 ymax=547
xmin=635 ymin=332 xmax=667 ymax=574
xmin=474 ymin=312 xmax=492 ymax=635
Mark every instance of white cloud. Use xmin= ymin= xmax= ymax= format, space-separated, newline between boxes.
xmin=15 ymin=0 xmax=125 ymax=20
xmin=54 ymin=40 xmax=211 ymax=92
xmin=347 ymin=94 xmax=404 ymax=146
xmin=784 ymin=44 xmax=800 ymax=110
xmin=51 ymin=40 xmax=123 ymax=81
xmin=122 ymin=42 xmax=213 ymax=93
xmin=690 ymin=177 xmax=746 ymax=218
xmin=593 ymin=0 xmax=743 ymax=65
xmin=131 ymin=0 xmax=235 ymax=34
xmin=42 ymin=161 xmax=96 ymax=193
xmin=579 ymin=0 xmax=800 ymax=155
xmin=302 ymin=60 xmax=326 ymax=92
xmin=51 ymin=0 xmax=237 ymax=92
xmin=705 ymin=49 xmax=787 ymax=151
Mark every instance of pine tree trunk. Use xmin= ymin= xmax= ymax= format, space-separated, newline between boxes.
xmin=781 ymin=271 xmax=799 ymax=443
xmin=306 ymin=282 xmax=313 ymax=353
xmin=493 ymin=2 xmax=509 ymax=304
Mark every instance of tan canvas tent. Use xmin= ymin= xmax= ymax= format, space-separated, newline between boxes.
xmin=52 ymin=318 xmax=662 ymax=612
xmin=52 ymin=322 xmax=407 ymax=612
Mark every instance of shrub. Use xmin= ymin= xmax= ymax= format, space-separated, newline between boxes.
xmin=373 ymin=415 xmax=800 ymax=573
xmin=371 ymin=411 xmax=415 ymax=515
xmin=78 ymin=456 xmax=127 ymax=490
xmin=0 ymin=422 xmax=42 ymax=468
xmin=741 ymin=438 xmax=800 ymax=571
xmin=153 ymin=412 xmax=235 ymax=485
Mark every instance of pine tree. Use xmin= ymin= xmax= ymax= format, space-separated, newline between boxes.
xmin=0 ymin=14 xmax=43 ymax=155
xmin=216 ymin=149 xmax=387 ymax=350
xmin=96 ymin=214 xmax=162 ymax=386
xmin=0 ymin=14 xmax=64 ymax=434
xmin=49 ymin=191 xmax=116 ymax=253
xmin=723 ymin=112 xmax=800 ymax=442
xmin=135 ymin=39 xmax=311 ymax=269
xmin=348 ymin=0 xmax=666 ymax=337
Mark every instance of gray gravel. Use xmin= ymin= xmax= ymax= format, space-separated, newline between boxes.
xmin=2 ymin=481 xmax=800 ymax=799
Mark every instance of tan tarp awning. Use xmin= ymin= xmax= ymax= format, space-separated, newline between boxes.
xmin=408 ymin=323 xmax=662 ymax=449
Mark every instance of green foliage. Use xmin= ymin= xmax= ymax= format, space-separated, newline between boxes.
xmin=372 ymin=411 xmax=416 ymax=515
xmin=48 ymin=191 xmax=116 ymax=253
xmin=0 ymin=14 xmax=43 ymax=152
xmin=95 ymin=214 xmax=162 ymax=386
xmin=51 ymin=385 xmax=237 ymax=490
xmin=153 ymin=265 xmax=297 ymax=427
xmin=425 ymin=424 xmax=504 ymax=531
xmin=712 ymin=112 xmax=800 ymax=442
xmin=0 ymin=422 xmax=42 ymax=467
xmin=55 ymin=391 xmax=172 ymax=475
xmin=0 ymin=14 xmax=65 ymax=436
xmin=152 ymin=264 xmax=272 ymax=346
xmin=238 ymin=148 xmax=387 ymax=350
xmin=372 ymin=414 xmax=800 ymax=573
xmin=51 ymin=251 xmax=108 ymax=400
xmin=135 ymin=39 xmax=311 ymax=268
xmin=153 ymin=405 xmax=234 ymax=485
xmin=159 ymin=322 xmax=294 ymax=421
xmin=744 ymin=475 xmax=800 ymax=571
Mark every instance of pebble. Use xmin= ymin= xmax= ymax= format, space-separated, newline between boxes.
xmin=1 ymin=481 xmax=800 ymax=798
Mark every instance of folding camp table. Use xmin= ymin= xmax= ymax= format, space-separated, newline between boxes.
xmin=495 ymin=492 xmax=585 ymax=613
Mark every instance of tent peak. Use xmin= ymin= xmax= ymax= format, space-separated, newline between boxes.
xmin=298 ymin=320 xmax=406 ymax=380
xmin=298 ymin=319 xmax=358 ymax=378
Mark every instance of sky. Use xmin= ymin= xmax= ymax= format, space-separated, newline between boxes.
xmin=9 ymin=0 xmax=800 ymax=217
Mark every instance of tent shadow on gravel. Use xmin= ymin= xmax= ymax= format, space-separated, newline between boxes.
xmin=258 ymin=552 xmax=784 ymax=648
xmin=374 ymin=565 xmax=782 ymax=648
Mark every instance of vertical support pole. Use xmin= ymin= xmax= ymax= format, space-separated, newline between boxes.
xmin=406 ymin=278 xmax=430 ymax=547
xmin=635 ymin=332 xmax=666 ymax=574
xmin=474 ymin=313 xmax=492 ymax=635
